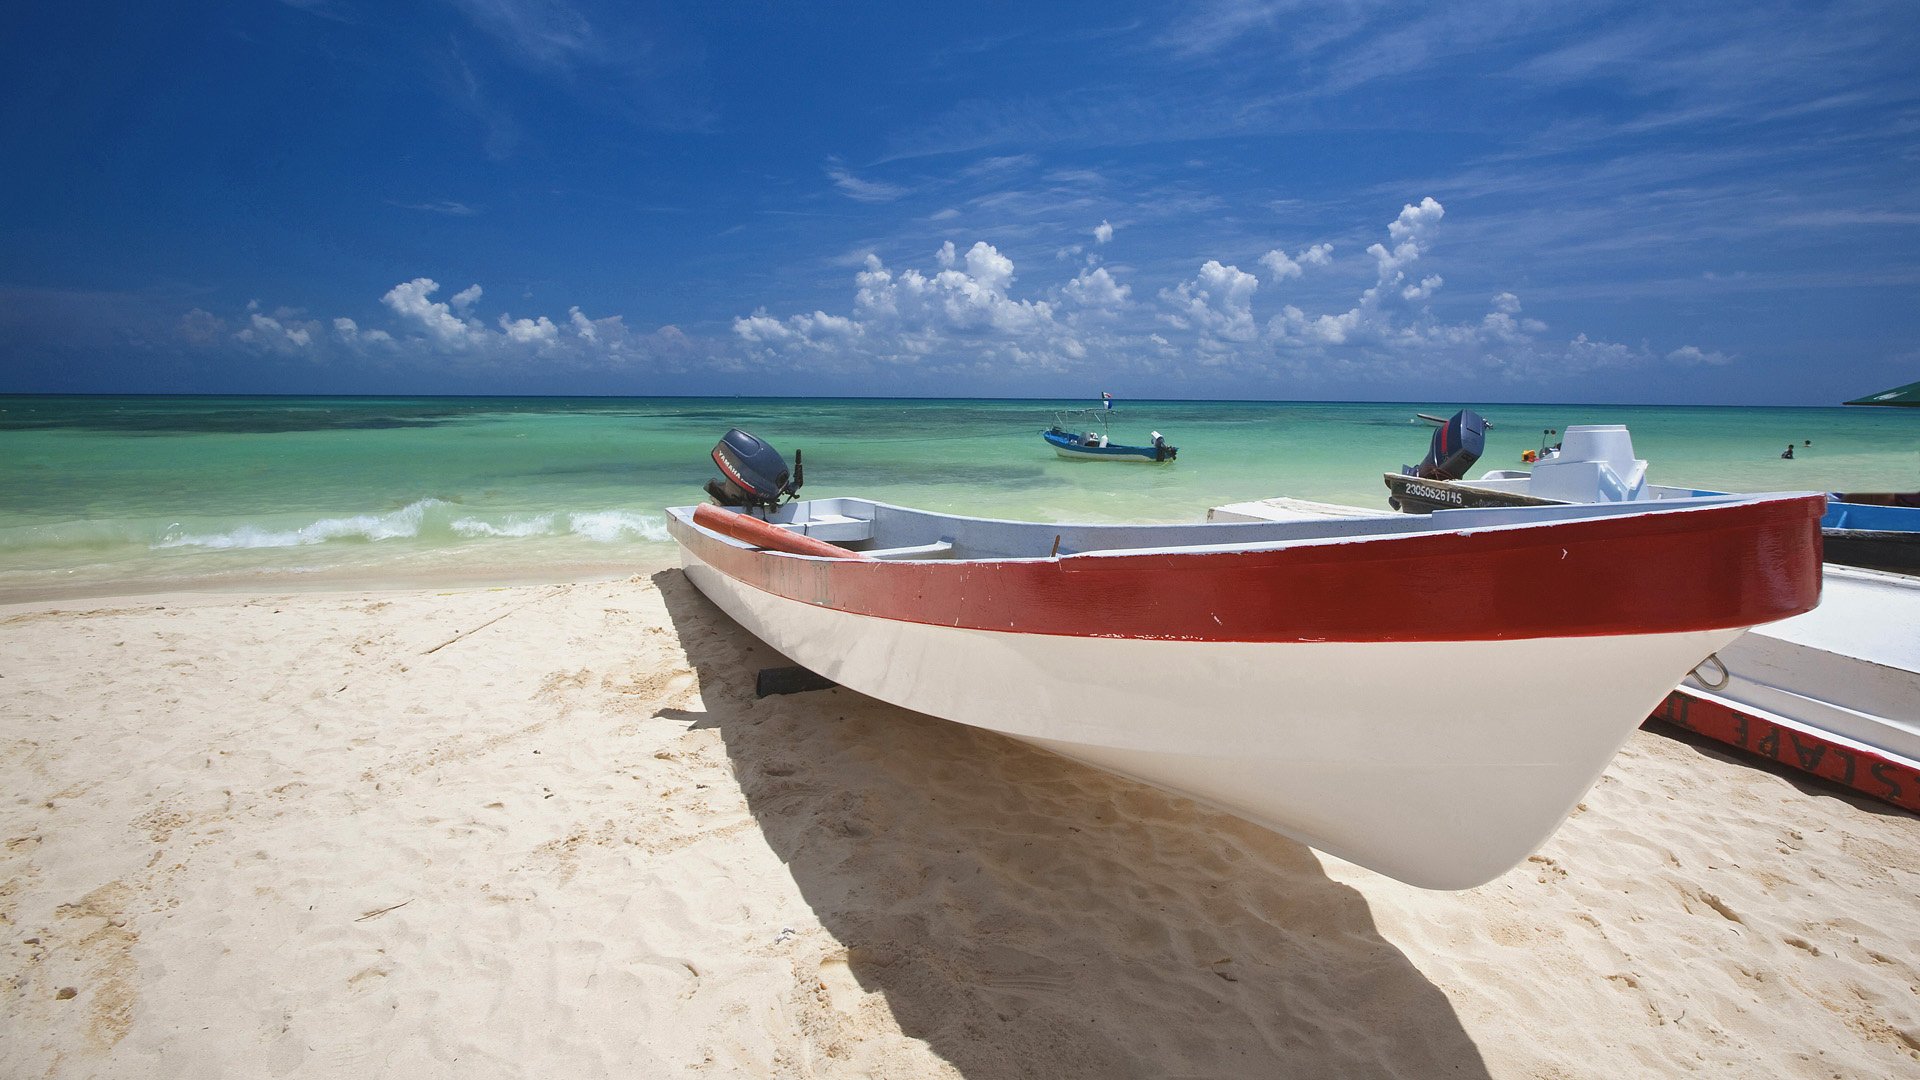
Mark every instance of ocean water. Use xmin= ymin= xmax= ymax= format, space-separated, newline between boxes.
xmin=2 ymin=395 xmax=1915 ymax=600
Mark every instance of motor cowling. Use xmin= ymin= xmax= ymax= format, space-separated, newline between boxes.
xmin=1406 ymin=409 xmax=1486 ymax=480
xmin=705 ymin=428 xmax=802 ymax=509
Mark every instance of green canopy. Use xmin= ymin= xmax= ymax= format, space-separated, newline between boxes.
xmin=1845 ymin=380 xmax=1920 ymax=407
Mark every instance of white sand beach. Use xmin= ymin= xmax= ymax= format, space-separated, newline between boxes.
xmin=3 ymin=571 xmax=1917 ymax=1078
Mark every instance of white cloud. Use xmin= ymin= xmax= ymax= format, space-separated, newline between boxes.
xmin=1667 ymin=344 xmax=1733 ymax=366
xmin=394 ymin=200 xmax=478 ymax=216
xmin=1479 ymin=293 xmax=1547 ymax=344
xmin=1402 ymin=274 xmax=1443 ymax=301
xmin=332 ymin=316 xmax=394 ymax=346
xmin=383 ymin=278 xmax=487 ymax=347
xmin=1259 ymin=242 xmax=1333 ymax=280
xmin=213 ymin=277 xmax=691 ymax=371
xmin=1267 ymin=198 xmax=1448 ymax=347
xmin=825 ymin=159 xmax=906 ymax=203
xmin=1160 ymin=260 xmax=1259 ymax=344
xmin=1565 ymin=333 xmax=1641 ymax=371
xmin=1093 ymin=220 xmax=1114 ymax=244
xmin=234 ymin=311 xmax=319 ymax=352
xmin=499 ymin=313 xmax=560 ymax=344
xmin=1063 ymin=266 xmax=1131 ymax=310
xmin=177 ymin=308 xmax=227 ymax=345
xmin=732 ymin=241 xmax=1085 ymax=373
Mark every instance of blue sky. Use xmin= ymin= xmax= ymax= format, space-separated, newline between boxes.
xmin=2 ymin=1 xmax=1917 ymax=403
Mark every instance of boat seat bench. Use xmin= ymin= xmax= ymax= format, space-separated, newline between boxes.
xmin=863 ymin=540 xmax=955 ymax=560
xmin=773 ymin=514 xmax=874 ymax=542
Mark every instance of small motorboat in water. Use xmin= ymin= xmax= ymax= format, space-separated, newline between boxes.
xmin=1043 ymin=408 xmax=1176 ymax=462
xmin=669 ymin=429 xmax=1822 ymax=889
xmin=1381 ymin=411 xmax=1920 ymax=574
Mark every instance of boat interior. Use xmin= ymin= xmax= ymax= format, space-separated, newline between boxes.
xmin=672 ymin=493 xmax=1784 ymax=562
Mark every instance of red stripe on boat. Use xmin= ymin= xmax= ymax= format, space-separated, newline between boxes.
xmin=671 ymin=495 xmax=1824 ymax=643
xmin=1647 ymin=689 xmax=1920 ymax=814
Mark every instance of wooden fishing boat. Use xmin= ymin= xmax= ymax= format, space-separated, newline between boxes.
xmin=669 ymin=432 xmax=1823 ymax=889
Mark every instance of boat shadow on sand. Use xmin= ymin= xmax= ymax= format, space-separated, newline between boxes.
xmin=651 ymin=569 xmax=1492 ymax=1079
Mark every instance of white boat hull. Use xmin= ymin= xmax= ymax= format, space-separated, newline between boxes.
xmin=681 ymin=548 xmax=1739 ymax=889
xmin=1683 ymin=566 xmax=1920 ymax=769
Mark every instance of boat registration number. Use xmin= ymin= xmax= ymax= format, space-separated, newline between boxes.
xmin=1403 ymin=483 xmax=1464 ymax=506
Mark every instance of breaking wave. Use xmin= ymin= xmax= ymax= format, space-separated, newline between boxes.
xmin=142 ymin=499 xmax=670 ymax=551
xmin=449 ymin=509 xmax=670 ymax=543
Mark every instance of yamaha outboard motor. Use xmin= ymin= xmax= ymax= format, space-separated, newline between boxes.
xmin=705 ymin=428 xmax=803 ymax=510
xmin=1405 ymin=409 xmax=1487 ymax=481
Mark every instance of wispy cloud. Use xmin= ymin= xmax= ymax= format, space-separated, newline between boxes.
xmin=446 ymin=0 xmax=597 ymax=72
xmin=442 ymin=0 xmax=718 ymax=133
xmin=391 ymin=200 xmax=479 ymax=216
xmin=825 ymin=160 xmax=907 ymax=203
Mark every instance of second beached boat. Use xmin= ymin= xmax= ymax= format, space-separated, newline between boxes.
xmin=671 ymin=430 xmax=1823 ymax=889
xmin=1382 ymin=412 xmax=1920 ymax=573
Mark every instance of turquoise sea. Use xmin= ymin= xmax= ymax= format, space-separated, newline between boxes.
xmin=2 ymin=395 xmax=1915 ymax=601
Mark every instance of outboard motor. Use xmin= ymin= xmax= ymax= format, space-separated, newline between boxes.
xmin=1404 ymin=409 xmax=1487 ymax=481
xmin=705 ymin=428 xmax=803 ymax=511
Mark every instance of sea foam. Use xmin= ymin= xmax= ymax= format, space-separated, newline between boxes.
xmin=152 ymin=500 xmax=669 ymax=550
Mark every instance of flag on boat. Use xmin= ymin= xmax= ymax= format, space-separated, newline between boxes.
xmin=1101 ymin=391 xmax=1113 ymax=410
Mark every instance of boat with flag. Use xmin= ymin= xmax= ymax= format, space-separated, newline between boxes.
xmin=668 ymin=428 xmax=1823 ymax=889
xmin=1042 ymin=396 xmax=1176 ymax=462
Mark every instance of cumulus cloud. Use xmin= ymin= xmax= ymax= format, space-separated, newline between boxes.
xmin=383 ymin=278 xmax=487 ymax=347
xmin=499 ymin=313 xmax=560 ymax=344
xmin=177 ymin=308 xmax=227 ymax=345
xmin=1267 ymin=198 xmax=1448 ymax=348
xmin=723 ymin=200 xmax=1726 ymax=384
xmin=332 ymin=316 xmax=393 ymax=345
xmin=1402 ymin=274 xmax=1443 ymax=301
xmin=201 ymin=276 xmax=691 ymax=372
xmin=1259 ymin=242 xmax=1332 ymax=280
xmin=1667 ymin=345 xmax=1733 ymax=366
xmin=1159 ymin=260 xmax=1260 ymax=345
xmin=185 ymin=199 xmax=1733 ymax=391
xmin=234 ymin=310 xmax=320 ymax=353
xmin=1063 ymin=266 xmax=1131 ymax=310
xmin=1252 ymin=199 xmax=1717 ymax=381
xmin=732 ymin=240 xmax=1089 ymax=373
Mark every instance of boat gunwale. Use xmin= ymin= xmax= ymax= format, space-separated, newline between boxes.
xmin=666 ymin=493 xmax=1826 ymax=644
xmin=666 ymin=491 xmax=1825 ymax=566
